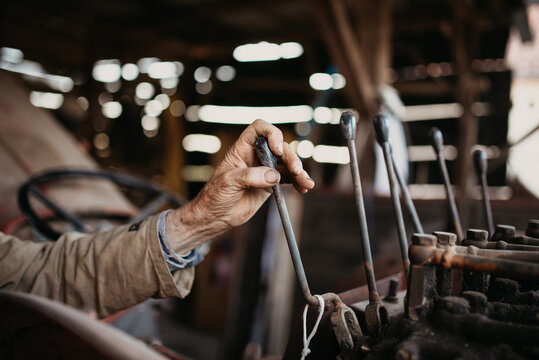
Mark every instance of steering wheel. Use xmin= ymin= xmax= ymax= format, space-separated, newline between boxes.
xmin=18 ymin=168 xmax=186 ymax=241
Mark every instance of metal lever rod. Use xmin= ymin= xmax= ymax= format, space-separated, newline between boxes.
xmin=473 ymin=149 xmax=494 ymax=237
xmin=373 ymin=114 xmax=410 ymax=277
xmin=390 ymin=144 xmax=424 ymax=234
xmin=409 ymin=244 xmax=539 ymax=280
xmin=254 ymin=136 xmax=318 ymax=306
xmin=429 ymin=127 xmax=464 ymax=242
xmin=340 ymin=111 xmax=387 ymax=336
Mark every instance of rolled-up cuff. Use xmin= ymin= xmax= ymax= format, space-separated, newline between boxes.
xmin=146 ymin=214 xmax=195 ymax=299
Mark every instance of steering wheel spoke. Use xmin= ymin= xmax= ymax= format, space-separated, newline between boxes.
xmin=18 ymin=168 xmax=186 ymax=240
xmin=29 ymin=188 xmax=86 ymax=232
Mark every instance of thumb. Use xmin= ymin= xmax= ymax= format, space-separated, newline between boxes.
xmin=230 ymin=166 xmax=281 ymax=189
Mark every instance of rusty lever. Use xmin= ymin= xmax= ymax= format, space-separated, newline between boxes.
xmin=374 ymin=114 xmax=410 ymax=277
xmin=473 ymin=149 xmax=494 ymax=237
xmin=390 ymin=144 xmax=424 ymax=234
xmin=340 ymin=111 xmax=388 ymax=336
xmin=429 ymin=127 xmax=464 ymax=242
xmin=254 ymin=136 xmax=318 ymax=306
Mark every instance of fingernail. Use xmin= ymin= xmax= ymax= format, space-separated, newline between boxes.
xmin=265 ymin=169 xmax=280 ymax=184
xmin=307 ymin=177 xmax=314 ymax=184
xmin=277 ymin=142 xmax=283 ymax=155
xmin=293 ymin=163 xmax=303 ymax=175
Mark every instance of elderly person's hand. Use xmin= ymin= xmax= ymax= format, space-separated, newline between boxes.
xmin=166 ymin=119 xmax=314 ymax=253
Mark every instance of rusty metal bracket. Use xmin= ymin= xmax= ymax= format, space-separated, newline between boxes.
xmin=330 ymin=302 xmax=363 ymax=360
xmin=405 ymin=234 xmax=438 ymax=321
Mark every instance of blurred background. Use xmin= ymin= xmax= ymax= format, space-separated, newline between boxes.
xmin=1 ymin=0 xmax=539 ymax=359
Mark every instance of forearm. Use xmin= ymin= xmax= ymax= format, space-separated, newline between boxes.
xmin=0 ymin=215 xmax=194 ymax=318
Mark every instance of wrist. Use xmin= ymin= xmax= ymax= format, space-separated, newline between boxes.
xmin=166 ymin=199 xmax=226 ymax=254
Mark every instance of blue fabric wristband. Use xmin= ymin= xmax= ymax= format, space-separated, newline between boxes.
xmin=157 ymin=210 xmax=205 ymax=272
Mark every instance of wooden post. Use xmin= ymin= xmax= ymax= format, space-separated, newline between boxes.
xmin=452 ymin=0 xmax=478 ymax=229
xmin=162 ymin=105 xmax=185 ymax=196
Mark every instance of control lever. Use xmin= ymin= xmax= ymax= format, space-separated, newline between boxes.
xmin=255 ymin=136 xmax=362 ymax=356
xmin=340 ymin=111 xmax=388 ymax=336
xmin=390 ymin=145 xmax=424 ymax=234
xmin=473 ymin=149 xmax=494 ymax=237
xmin=254 ymin=136 xmax=318 ymax=306
xmin=373 ymin=114 xmax=410 ymax=277
xmin=429 ymin=127 xmax=464 ymax=242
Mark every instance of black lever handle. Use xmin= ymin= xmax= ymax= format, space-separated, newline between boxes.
xmin=429 ymin=127 xmax=444 ymax=154
xmin=473 ymin=149 xmax=487 ymax=177
xmin=253 ymin=135 xmax=318 ymax=306
xmin=340 ymin=111 xmax=357 ymax=141
xmin=373 ymin=114 xmax=389 ymax=144
xmin=254 ymin=136 xmax=278 ymax=169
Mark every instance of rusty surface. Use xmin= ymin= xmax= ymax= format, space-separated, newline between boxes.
xmin=433 ymin=296 xmax=539 ymax=346
xmin=433 ymin=232 xmax=456 ymax=297
xmin=454 ymin=244 xmax=539 ymax=262
xmin=284 ymin=220 xmax=539 ymax=359
xmin=330 ymin=302 xmax=363 ymax=359
xmin=406 ymin=262 xmax=437 ymax=321
xmin=462 ymin=238 xmax=539 ymax=251
xmin=409 ymin=245 xmax=539 ymax=279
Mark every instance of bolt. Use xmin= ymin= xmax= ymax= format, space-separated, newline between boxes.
xmin=526 ymin=219 xmax=539 ymax=238
xmin=466 ymin=229 xmax=488 ymax=242
xmin=412 ymin=233 xmax=437 ymax=247
xmin=433 ymin=231 xmax=457 ymax=246
xmin=492 ymin=224 xmax=516 ymax=242
xmin=495 ymin=224 xmax=515 ymax=235
xmin=384 ymin=278 xmax=399 ymax=303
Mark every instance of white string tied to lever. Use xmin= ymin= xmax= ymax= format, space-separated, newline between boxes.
xmin=301 ymin=294 xmax=325 ymax=360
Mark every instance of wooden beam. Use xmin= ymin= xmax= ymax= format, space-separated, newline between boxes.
xmin=325 ymin=0 xmax=379 ymax=117
xmin=317 ymin=0 xmax=393 ymax=190
xmin=357 ymin=0 xmax=391 ymax=87
xmin=393 ymin=80 xmax=453 ymax=96
xmin=315 ymin=3 xmax=364 ymax=113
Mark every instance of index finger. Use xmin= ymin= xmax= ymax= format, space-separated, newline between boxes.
xmin=237 ymin=119 xmax=284 ymax=157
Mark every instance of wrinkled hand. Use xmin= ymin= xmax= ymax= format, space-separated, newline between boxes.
xmin=167 ymin=119 xmax=314 ymax=253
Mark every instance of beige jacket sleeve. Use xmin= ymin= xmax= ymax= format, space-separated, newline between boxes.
xmin=0 ymin=214 xmax=194 ymax=318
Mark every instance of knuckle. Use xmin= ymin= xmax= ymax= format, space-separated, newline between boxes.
xmin=219 ymin=169 xmax=236 ymax=184
xmin=252 ymin=119 xmax=265 ymax=127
